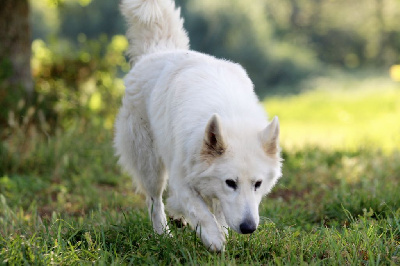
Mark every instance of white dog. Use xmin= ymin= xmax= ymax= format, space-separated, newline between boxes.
xmin=114 ymin=0 xmax=282 ymax=251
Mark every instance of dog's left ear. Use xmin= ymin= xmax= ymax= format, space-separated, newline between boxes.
xmin=261 ymin=116 xmax=280 ymax=156
xmin=201 ymin=114 xmax=226 ymax=159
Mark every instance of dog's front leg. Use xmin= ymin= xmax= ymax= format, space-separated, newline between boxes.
xmin=212 ymin=199 xmax=229 ymax=235
xmin=167 ymin=187 xmax=226 ymax=251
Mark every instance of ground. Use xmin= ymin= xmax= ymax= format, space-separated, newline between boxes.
xmin=0 ymin=74 xmax=399 ymax=264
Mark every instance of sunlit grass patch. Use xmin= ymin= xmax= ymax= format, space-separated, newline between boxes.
xmin=264 ymin=75 xmax=400 ymax=152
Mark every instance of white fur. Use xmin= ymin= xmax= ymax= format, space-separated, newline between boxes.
xmin=115 ymin=0 xmax=282 ymax=251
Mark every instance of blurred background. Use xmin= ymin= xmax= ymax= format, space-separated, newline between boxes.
xmin=0 ymin=0 xmax=399 ymax=218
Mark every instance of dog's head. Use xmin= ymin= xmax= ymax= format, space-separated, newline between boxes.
xmin=196 ymin=114 xmax=282 ymax=234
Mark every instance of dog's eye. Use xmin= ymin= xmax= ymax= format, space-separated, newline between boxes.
xmin=255 ymin=180 xmax=262 ymax=190
xmin=225 ymin=179 xmax=237 ymax=190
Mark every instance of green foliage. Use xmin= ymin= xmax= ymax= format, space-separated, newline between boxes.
xmin=175 ymin=0 xmax=320 ymax=96
xmin=25 ymin=34 xmax=127 ymax=133
xmin=57 ymin=0 xmax=125 ymax=41
xmin=31 ymin=0 xmax=400 ymax=96
xmin=266 ymin=0 xmax=400 ymax=67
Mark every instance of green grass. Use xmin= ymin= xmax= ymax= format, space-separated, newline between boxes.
xmin=1 ymin=75 xmax=400 ymax=264
xmin=264 ymin=74 xmax=400 ymax=152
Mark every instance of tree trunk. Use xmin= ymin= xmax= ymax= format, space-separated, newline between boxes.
xmin=0 ymin=0 xmax=33 ymax=97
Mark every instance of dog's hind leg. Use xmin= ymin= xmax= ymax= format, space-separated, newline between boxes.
xmin=141 ymin=159 xmax=169 ymax=235
xmin=114 ymin=103 xmax=169 ymax=235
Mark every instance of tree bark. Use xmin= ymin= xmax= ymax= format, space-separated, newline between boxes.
xmin=0 ymin=0 xmax=33 ymax=96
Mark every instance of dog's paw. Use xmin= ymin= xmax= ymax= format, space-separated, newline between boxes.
xmin=202 ymin=231 xmax=225 ymax=252
xmin=151 ymin=210 xmax=171 ymax=236
xmin=197 ymin=223 xmax=226 ymax=252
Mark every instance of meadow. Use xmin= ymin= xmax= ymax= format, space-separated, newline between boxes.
xmin=266 ymin=73 xmax=400 ymax=152
xmin=1 ymin=74 xmax=400 ymax=264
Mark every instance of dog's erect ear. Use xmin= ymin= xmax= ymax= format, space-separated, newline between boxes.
xmin=261 ymin=116 xmax=280 ymax=156
xmin=201 ymin=114 xmax=226 ymax=159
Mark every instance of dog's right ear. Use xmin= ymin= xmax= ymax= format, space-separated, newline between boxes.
xmin=201 ymin=114 xmax=226 ymax=159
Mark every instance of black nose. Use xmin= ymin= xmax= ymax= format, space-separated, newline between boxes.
xmin=240 ymin=220 xmax=257 ymax=234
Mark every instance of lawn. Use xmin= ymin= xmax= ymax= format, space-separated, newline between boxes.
xmin=265 ymin=74 xmax=400 ymax=152
xmin=1 ymin=75 xmax=399 ymax=264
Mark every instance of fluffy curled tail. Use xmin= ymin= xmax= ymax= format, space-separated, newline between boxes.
xmin=120 ymin=0 xmax=190 ymax=64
